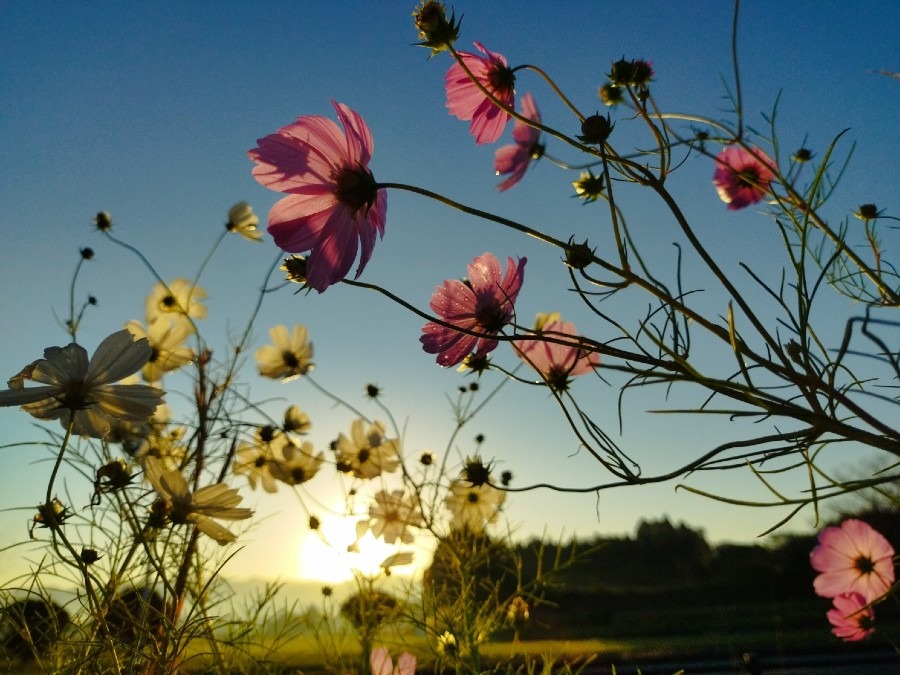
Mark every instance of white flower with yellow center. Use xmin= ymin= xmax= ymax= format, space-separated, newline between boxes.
xmin=444 ymin=478 xmax=505 ymax=532
xmin=334 ymin=419 xmax=400 ymax=479
xmin=145 ymin=278 xmax=208 ymax=327
xmin=125 ymin=317 xmax=194 ymax=383
xmin=0 ymin=329 xmax=165 ymax=439
xmin=255 ymin=324 xmax=314 ymax=381
xmin=143 ymin=455 xmax=252 ymax=545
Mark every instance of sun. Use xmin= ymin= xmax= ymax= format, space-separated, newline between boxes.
xmin=296 ymin=516 xmax=407 ymax=584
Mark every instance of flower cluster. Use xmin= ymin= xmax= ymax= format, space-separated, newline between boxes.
xmin=810 ymin=519 xmax=896 ymax=641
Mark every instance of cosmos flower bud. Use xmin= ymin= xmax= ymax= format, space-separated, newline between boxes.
xmin=94 ymin=211 xmax=112 ymax=231
xmin=608 ymin=57 xmax=654 ymax=87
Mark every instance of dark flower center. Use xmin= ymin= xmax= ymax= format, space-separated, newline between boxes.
xmin=334 ymin=165 xmax=378 ymax=213
xmin=736 ymin=168 xmax=760 ymax=189
xmin=161 ymin=294 xmax=177 ymax=308
xmin=475 ymin=297 xmax=507 ymax=332
xmin=854 ymin=555 xmax=876 ymax=575
xmin=467 ymin=492 xmax=480 ymax=503
xmin=488 ymin=65 xmax=516 ymax=94
xmin=357 ymin=448 xmax=371 ymax=464
xmin=254 ymin=456 xmax=266 ymax=468
xmin=291 ymin=468 xmax=306 ymax=483
xmin=282 ymin=350 xmax=300 ymax=368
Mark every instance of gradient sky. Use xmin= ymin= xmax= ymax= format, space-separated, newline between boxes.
xmin=1 ymin=2 xmax=898 ymax=584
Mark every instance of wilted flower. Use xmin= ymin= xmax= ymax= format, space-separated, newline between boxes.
xmin=125 ymin=318 xmax=194 ymax=383
xmin=826 ymin=592 xmax=875 ymax=642
xmin=269 ymin=440 xmax=324 ymax=486
xmin=712 ymin=145 xmax=777 ymax=210
xmin=445 ymin=42 xmax=515 ymax=145
xmin=494 ymin=92 xmax=542 ymax=191
xmin=506 ymin=596 xmax=530 ymax=628
xmin=145 ymin=279 xmax=207 ymax=327
xmin=608 ymin=57 xmax=654 ymax=87
xmin=371 ymin=646 xmax=417 ymax=675
xmin=143 ymin=456 xmax=252 ymax=545
xmin=255 ymin=324 xmax=314 ymax=381
xmin=367 ymin=489 xmax=424 ymax=544
xmin=334 ymin=419 xmax=400 ymax=479
xmin=420 ymin=252 xmax=527 ymax=367
xmin=445 ymin=478 xmax=505 ymax=532
xmin=0 ymin=329 xmax=164 ymax=438
xmin=572 ymin=171 xmax=605 ymax=203
xmin=577 ymin=114 xmax=613 ymax=145
xmin=413 ymin=0 xmax=460 ymax=56
xmin=31 ymin=499 xmax=71 ymax=537
xmin=437 ymin=631 xmax=458 ymax=657
xmin=226 ymin=201 xmax=263 ymax=241
xmin=854 ymin=204 xmax=883 ymax=221
xmin=810 ymin=519 xmax=895 ymax=602
xmin=249 ymin=101 xmax=387 ymax=292
xmin=599 ymin=83 xmax=624 ymax=106
xmin=94 ymin=211 xmax=113 ymax=231
xmin=515 ymin=318 xmax=600 ymax=390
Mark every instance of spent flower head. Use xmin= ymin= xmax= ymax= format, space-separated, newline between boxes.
xmin=0 ymin=329 xmax=164 ymax=439
xmin=572 ymin=171 xmax=605 ymax=203
xmin=413 ymin=1 xmax=460 ymax=57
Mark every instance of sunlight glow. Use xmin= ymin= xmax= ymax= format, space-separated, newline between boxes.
xmin=296 ymin=516 xmax=407 ymax=583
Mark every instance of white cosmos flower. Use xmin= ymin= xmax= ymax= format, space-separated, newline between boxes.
xmin=0 ymin=329 xmax=164 ymax=439
xmin=334 ymin=419 xmax=400 ymax=479
xmin=269 ymin=440 xmax=324 ymax=486
xmin=444 ymin=479 xmax=505 ymax=532
xmin=143 ymin=456 xmax=252 ymax=545
xmin=125 ymin=317 xmax=194 ymax=382
xmin=145 ymin=278 xmax=208 ymax=327
xmin=367 ymin=489 xmax=424 ymax=544
xmin=255 ymin=324 xmax=314 ymax=380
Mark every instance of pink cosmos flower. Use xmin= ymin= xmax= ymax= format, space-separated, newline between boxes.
xmin=514 ymin=319 xmax=599 ymax=390
xmin=421 ymin=252 xmax=526 ymax=367
xmin=826 ymin=592 xmax=875 ymax=642
xmin=494 ymin=92 xmax=542 ymax=191
xmin=248 ymin=101 xmax=387 ymax=292
xmin=445 ymin=41 xmax=515 ymax=144
xmin=712 ymin=145 xmax=777 ymax=210
xmin=370 ymin=646 xmax=416 ymax=675
xmin=810 ymin=518 xmax=895 ymax=602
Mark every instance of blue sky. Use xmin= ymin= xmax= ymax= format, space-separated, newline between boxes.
xmin=1 ymin=2 xmax=898 ymax=583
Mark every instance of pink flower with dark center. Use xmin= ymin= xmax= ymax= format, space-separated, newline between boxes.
xmin=445 ymin=42 xmax=516 ymax=144
xmin=421 ymin=252 xmax=526 ymax=367
xmin=826 ymin=592 xmax=875 ymax=642
xmin=494 ymin=92 xmax=542 ymax=191
xmin=810 ymin=518 xmax=895 ymax=602
xmin=248 ymin=101 xmax=387 ymax=292
xmin=514 ymin=319 xmax=599 ymax=391
xmin=712 ymin=145 xmax=777 ymax=210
